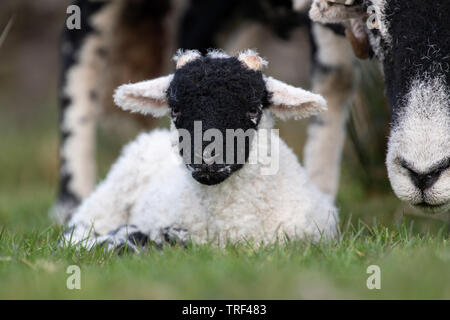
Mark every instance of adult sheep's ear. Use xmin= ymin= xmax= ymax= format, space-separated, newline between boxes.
xmin=113 ymin=74 xmax=173 ymax=117
xmin=293 ymin=0 xmax=312 ymax=11
xmin=309 ymin=0 xmax=365 ymax=23
xmin=309 ymin=0 xmax=370 ymax=59
xmin=265 ymin=77 xmax=327 ymax=120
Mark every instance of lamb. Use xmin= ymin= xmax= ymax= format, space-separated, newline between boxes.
xmin=63 ymin=50 xmax=339 ymax=251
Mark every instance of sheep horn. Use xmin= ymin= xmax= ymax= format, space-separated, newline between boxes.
xmin=174 ymin=50 xmax=201 ymax=69
xmin=238 ymin=50 xmax=268 ymax=71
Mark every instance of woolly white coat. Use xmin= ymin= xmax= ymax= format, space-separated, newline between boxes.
xmin=67 ymin=112 xmax=339 ymax=247
xmin=65 ymin=50 xmax=340 ymax=248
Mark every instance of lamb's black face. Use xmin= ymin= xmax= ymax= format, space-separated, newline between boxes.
xmin=167 ymin=56 xmax=270 ymax=185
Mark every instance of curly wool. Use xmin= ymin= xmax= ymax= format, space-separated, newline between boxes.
xmin=65 ymin=121 xmax=339 ymax=247
xmin=378 ymin=0 xmax=450 ymax=123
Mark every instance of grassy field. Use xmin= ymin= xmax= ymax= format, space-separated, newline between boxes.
xmin=0 ymin=99 xmax=449 ymax=300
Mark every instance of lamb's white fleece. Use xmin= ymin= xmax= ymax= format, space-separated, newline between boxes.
xmin=66 ymin=113 xmax=339 ymax=248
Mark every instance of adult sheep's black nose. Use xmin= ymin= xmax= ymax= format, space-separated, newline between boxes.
xmin=400 ymin=158 xmax=449 ymax=191
xmin=410 ymin=171 xmax=441 ymax=191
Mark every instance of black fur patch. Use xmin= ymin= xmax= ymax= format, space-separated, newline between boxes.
xmin=59 ymin=0 xmax=106 ymax=86
xmin=368 ymin=0 xmax=450 ymax=124
xmin=57 ymin=170 xmax=80 ymax=208
xmin=178 ymin=0 xmax=311 ymax=52
xmin=322 ymin=23 xmax=346 ymax=37
xmin=57 ymin=0 xmax=107 ymax=205
xmin=167 ymin=56 xmax=271 ymax=185
xmin=120 ymin=0 xmax=171 ymax=22
xmin=127 ymin=232 xmax=150 ymax=247
xmin=237 ymin=0 xmax=311 ymax=40
xmin=178 ymin=0 xmax=236 ymax=51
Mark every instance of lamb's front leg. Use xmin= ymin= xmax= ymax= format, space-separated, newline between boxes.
xmin=94 ymin=224 xmax=150 ymax=253
xmin=62 ymin=132 xmax=170 ymax=249
xmin=303 ymin=23 xmax=359 ymax=200
xmin=67 ymin=179 xmax=193 ymax=252
xmin=83 ymin=224 xmax=190 ymax=253
xmin=61 ymin=179 xmax=133 ymax=249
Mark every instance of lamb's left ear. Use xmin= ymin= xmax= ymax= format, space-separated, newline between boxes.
xmin=113 ymin=74 xmax=173 ymax=117
xmin=265 ymin=76 xmax=327 ymax=120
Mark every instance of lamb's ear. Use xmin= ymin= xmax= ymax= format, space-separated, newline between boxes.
xmin=114 ymin=74 xmax=173 ymax=117
xmin=309 ymin=0 xmax=365 ymax=23
xmin=265 ymin=77 xmax=327 ymax=120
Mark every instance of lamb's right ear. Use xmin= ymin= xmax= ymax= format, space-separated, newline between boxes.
xmin=113 ymin=74 xmax=173 ymax=117
xmin=265 ymin=77 xmax=327 ymax=120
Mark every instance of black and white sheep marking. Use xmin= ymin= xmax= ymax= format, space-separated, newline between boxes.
xmin=53 ymin=0 xmax=172 ymax=223
xmin=308 ymin=0 xmax=450 ymax=213
xmin=63 ymin=50 xmax=339 ymax=251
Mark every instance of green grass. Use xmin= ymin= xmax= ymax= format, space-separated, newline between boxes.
xmin=0 ymin=102 xmax=449 ymax=299
xmin=0 ymin=222 xmax=449 ymax=299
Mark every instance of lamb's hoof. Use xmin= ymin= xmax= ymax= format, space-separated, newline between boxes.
xmin=103 ymin=240 xmax=140 ymax=255
xmin=162 ymin=226 xmax=190 ymax=247
xmin=97 ymin=225 xmax=151 ymax=254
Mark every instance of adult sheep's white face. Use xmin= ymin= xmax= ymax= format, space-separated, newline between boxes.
xmin=114 ymin=50 xmax=327 ymax=185
xmin=386 ymin=77 xmax=450 ymax=214
xmin=309 ymin=0 xmax=450 ymax=213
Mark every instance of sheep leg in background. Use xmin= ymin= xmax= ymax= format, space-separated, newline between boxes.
xmin=52 ymin=0 xmax=174 ymax=224
xmin=303 ymin=23 xmax=358 ymax=200
xmin=52 ymin=1 xmax=109 ymax=224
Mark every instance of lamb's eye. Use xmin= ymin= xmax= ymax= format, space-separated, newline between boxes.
xmin=247 ymin=106 xmax=260 ymax=118
xmin=171 ymin=107 xmax=181 ymax=117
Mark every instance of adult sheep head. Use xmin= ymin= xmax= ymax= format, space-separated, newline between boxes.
xmin=114 ymin=50 xmax=326 ymax=185
xmin=309 ymin=0 xmax=450 ymax=214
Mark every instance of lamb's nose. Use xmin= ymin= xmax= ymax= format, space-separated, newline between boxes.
xmin=194 ymin=150 xmax=221 ymax=165
xmin=400 ymin=158 xmax=449 ymax=191
xmin=202 ymin=149 xmax=221 ymax=165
